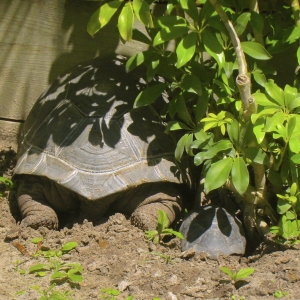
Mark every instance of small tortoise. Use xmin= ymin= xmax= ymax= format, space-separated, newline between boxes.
xmin=180 ymin=205 xmax=246 ymax=258
xmin=14 ymin=54 xmax=189 ymax=231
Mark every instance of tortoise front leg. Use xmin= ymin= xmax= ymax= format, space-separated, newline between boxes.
xmin=115 ymin=183 xmax=183 ymax=230
xmin=17 ymin=180 xmax=58 ymax=229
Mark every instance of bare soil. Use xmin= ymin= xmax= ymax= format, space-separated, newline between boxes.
xmin=1 ymin=147 xmax=300 ymax=300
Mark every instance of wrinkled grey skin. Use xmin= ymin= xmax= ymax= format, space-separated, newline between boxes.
xmin=14 ymin=54 xmax=187 ymax=231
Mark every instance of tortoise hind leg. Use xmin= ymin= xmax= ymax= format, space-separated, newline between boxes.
xmin=17 ymin=179 xmax=58 ymax=229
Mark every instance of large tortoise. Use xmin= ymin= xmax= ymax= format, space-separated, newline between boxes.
xmin=13 ymin=54 xmax=246 ymax=258
xmin=14 ymin=54 xmax=189 ymax=231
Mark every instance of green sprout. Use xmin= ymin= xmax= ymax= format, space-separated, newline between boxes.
xmin=145 ymin=210 xmax=184 ymax=244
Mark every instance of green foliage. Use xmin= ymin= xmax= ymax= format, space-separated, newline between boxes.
xmin=270 ymin=183 xmax=300 ymax=244
xmin=145 ymin=210 xmax=184 ymax=243
xmin=0 ymin=176 xmax=14 ymax=196
xmin=220 ymin=266 xmax=255 ymax=282
xmin=32 ymin=241 xmax=78 ymax=259
xmin=149 ymin=251 xmax=177 ymax=264
xmin=87 ymin=0 xmax=300 ymax=238
xmin=99 ymin=288 xmax=137 ymax=299
xmin=12 ymin=241 xmax=81 ymax=300
xmin=31 ymin=284 xmax=74 ymax=300
xmin=274 ymin=290 xmax=289 ymax=298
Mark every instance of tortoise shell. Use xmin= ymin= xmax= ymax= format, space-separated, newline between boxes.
xmin=14 ymin=55 xmax=187 ymax=200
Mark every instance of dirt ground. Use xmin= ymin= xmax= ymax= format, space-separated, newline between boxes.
xmin=1 ymin=148 xmax=300 ymax=300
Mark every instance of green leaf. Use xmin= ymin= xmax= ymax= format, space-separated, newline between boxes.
xmin=289 ymin=97 xmax=300 ymax=111
xmin=254 ymin=92 xmax=277 ymax=108
xmin=204 ymin=158 xmax=233 ymax=193
xmin=175 ymin=134 xmax=189 ymax=161
xmin=51 ymin=271 xmax=67 ymax=280
xmin=134 ymin=83 xmax=168 ymax=107
xmin=165 ymin=121 xmax=191 ymax=132
xmin=263 ymin=112 xmax=286 ymax=133
xmin=290 ymin=133 xmax=300 ymax=153
xmin=157 ymin=210 xmax=169 ymax=232
xmin=68 ymin=273 xmax=83 ymax=283
xmin=132 ymin=28 xmax=152 ymax=44
xmin=125 ymin=51 xmax=150 ymax=73
xmin=61 ymin=242 xmax=77 ymax=252
xmin=290 ymin=183 xmax=298 ymax=197
xmin=29 ymin=264 xmax=48 ymax=273
xmin=180 ymin=74 xmax=202 ymax=95
xmin=227 ymin=119 xmax=239 ymax=145
xmin=250 ymin=11 xmax=264 ymax=33
xmin=133 ymin=0 xmax=153 ymax=27
xmin=252 ymin=69 xmax=266 ymax=87
xmin=264 ymin=80 xmax=285 ymax=106
xmin=291 ymin=153 xmax=300 ymax=164
xmin=175 ymin=94 xmax=194 ymax=126
xmin=234 ymin=12 xmax=251 ymax=36
xmin=235 ymin=268 xmax=255 ymax=280
xmin=179 ymin=0 xmax=198 ymax=21
xmin=241 ymin=41 xmax=272 ymax=60
xmin=176 ymin=32 xmax=197 ymax=68
xmin=251 ymin=108 xmax=279 ymax=124
xmin=284 ymin=85 xmax=298 ymax=109
xmin=87 ymin=1 xmax=123 ymax=37
xmin=154 ymin=15 xmax=187 ymax=28
xmin=118 ymin=2 xmax=134 ymax=41
xmin=252 ymin=118 xmax=265 ymax=144
xmin=287 ymin=116 xmax=297 ymax=138
xmin=195 ymin=91 xmax=209 ymax=121
xmin=31 ymin=237 xmax=43 ymax=244
xmin=162 ymin=228 xmax=184 ymax=239
xmin=277 ymin=197 xmax=292 ymax=214
xmin=231 ymin=157 xmax=249 ymax=195
xmin=220 ymin=267 xmax=233 ymax=278
xmin=202 ymin=30 xmax=225 ymax=68
xmin=244 ymin=147 xmax=268 ymax=165
xmin=87 ymin=8 xmax=101 ymax=37
xmin=153 ymin=26 xmax=189 ymax=46
xmin=194 ymin=140 xmax=233 ymax=165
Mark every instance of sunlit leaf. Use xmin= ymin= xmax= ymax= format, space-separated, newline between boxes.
xmin=179 ymin=0 xmax=198 ymax=21
xmin=236 ymin=268 xmax=255 ymax=280
xmin=264 ymin=80 xmax=285 ymax=106
xmin=133 ymin=0 xmax=153 ymax=27
xmin=118 ymin=2 xmax=134 ymax=41
xmin=231 ymin=157 xmax=249 ymax=195
xmin=204 ymin=158 xmax=233 ymax=193
xmin=176 ymin=32 xmax=197 ymax=68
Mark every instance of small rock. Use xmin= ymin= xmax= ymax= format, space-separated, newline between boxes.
xmin=168 ymin=274 xmax=179 ymax=285
xmin=5 ymin=226 xmax=20 ymax=239
xmin=167 ymin=292 xmax=178 ymax=300
xmin=180 ymin=248 xmax=196 ymax=259
xmin=118 ymin=280 xmax=132 ymax=291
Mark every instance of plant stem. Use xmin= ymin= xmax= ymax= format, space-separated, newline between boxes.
xmin=249 ymin=0 xmax=264 ymax=46
xmin=208 ymin=0 xmax=255 ymax=121
xmin=291 ymin=0 xmax=300 ymax=28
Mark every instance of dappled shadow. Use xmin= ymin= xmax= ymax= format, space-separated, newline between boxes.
xmin=15 ymin=54 xmax=186 ymax=200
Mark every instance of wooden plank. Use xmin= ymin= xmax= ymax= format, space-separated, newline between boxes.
xmin=0 ymin=0 xmax=152 ymax=121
